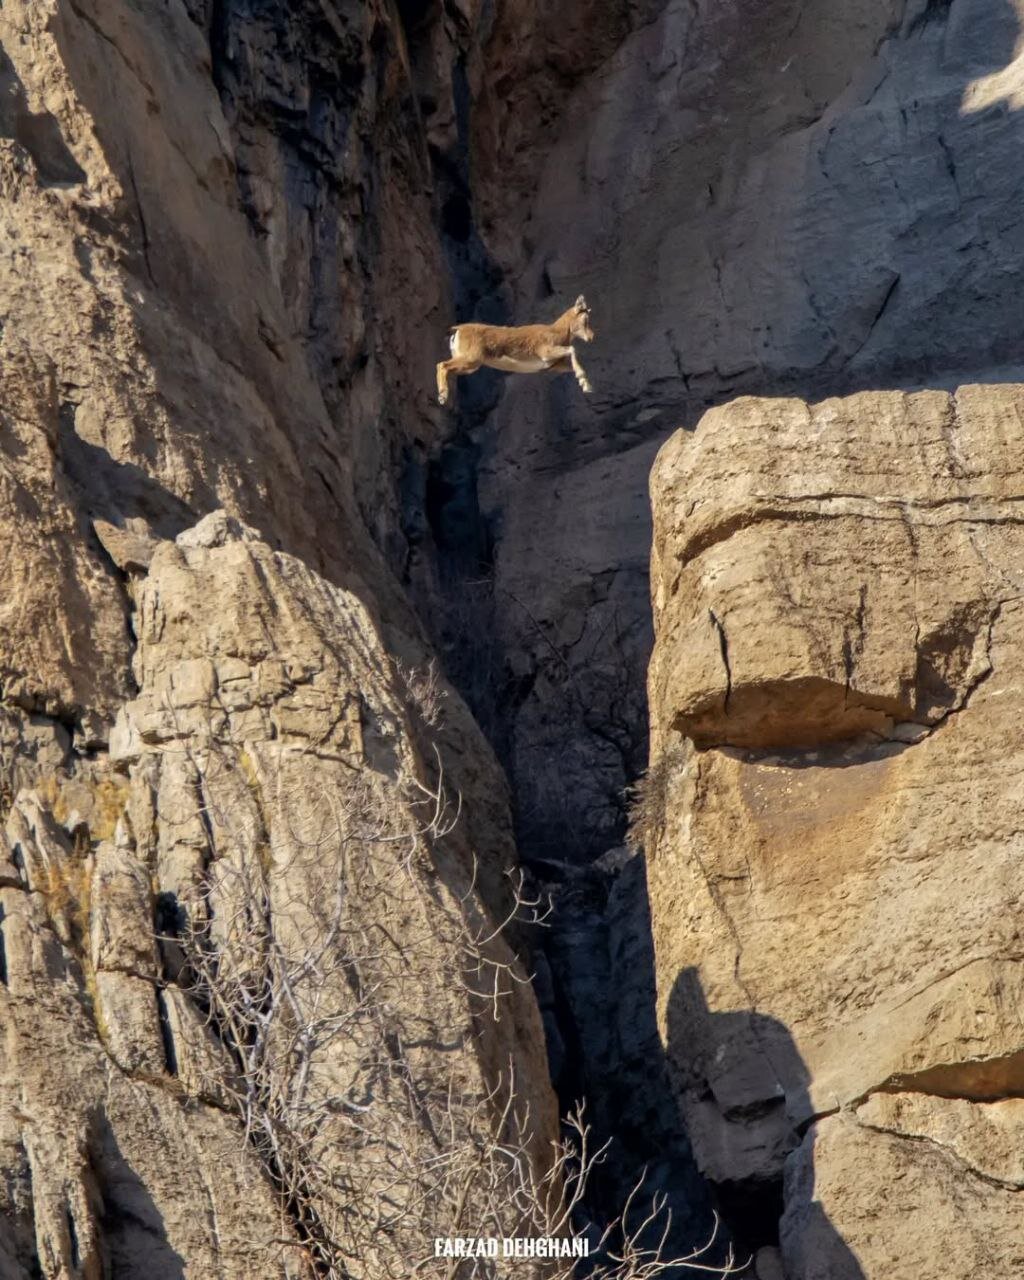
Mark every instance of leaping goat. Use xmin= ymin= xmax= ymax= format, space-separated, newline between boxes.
xmin=437 ymin=296 xmax=595 ymax=406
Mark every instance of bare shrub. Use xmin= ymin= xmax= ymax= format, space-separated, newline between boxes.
xmin=155 ymin=705 xmax=737 ymax=1279
xmin=397 ymin=658 xmax=449 ymax=730
xmin=626 ymin=748 xmax=688 ymax=858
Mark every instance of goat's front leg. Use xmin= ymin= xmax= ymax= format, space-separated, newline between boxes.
xmin=569 ymin=346 xmax=592 ymax=394
xmin=436 ymin=360 xmax=453 ymax=405
xmin=544 ymin=345 xmax=592 ymax=394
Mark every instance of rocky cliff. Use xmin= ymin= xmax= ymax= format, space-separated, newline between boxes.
xmin=646 ymin=387 xmax=1024 ymax=1277
xmin=4 ymin=0 xmax=1024 ymax=1276
xmin=474 ymin=0 xmax=1024 ymax=858
xmin=464 ymin=0 xmax=1024 ymax=1272
xmin=0 ymin=2 xmax=556 ymax=1274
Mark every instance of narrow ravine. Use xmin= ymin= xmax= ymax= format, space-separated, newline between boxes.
xmin=384 ymin=4 xmax=756 ymax=1258
xmin=405 ymin=60 xmax=728 ymax=1243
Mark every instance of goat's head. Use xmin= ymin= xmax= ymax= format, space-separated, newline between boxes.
xmin=570 ymin=295 xmax=595 ymax=343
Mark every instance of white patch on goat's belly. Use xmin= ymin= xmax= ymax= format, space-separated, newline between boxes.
xmin=485 ymin=356 xmax=548 ymax=373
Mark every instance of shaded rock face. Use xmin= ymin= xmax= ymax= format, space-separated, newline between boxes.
xmin=646 ymin=387 xmax=1024 ymax=1277
xmin=533 ymin=848 xmax=720 ymax=1254
xmin=468 ymin=0 xmax=1024 ymax=859
xmin=198 ymin=0 xmax=454 ymax=565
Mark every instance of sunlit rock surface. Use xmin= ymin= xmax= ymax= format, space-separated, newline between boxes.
xmin=647 ymin=386 xmax=1024 ymax=1278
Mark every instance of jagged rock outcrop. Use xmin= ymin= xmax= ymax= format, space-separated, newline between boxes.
xmin=1 ymin=508 xmax=555 ymax=1277
xmin=0 ymin=2 xmax=556 ymax=1273
xmin=646 ymin=386 xmax=1024 ymax=1277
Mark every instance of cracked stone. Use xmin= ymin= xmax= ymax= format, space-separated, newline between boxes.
xmin=648 ymin=385 xmax=1024 ymax=1277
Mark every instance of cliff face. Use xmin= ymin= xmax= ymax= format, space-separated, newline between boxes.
xmin=5 ymin=0 xmax=1024 ymax=1275
xmin=473 ymin=0 xmax=1024 ymax=857
xmin=646 ymin=387 xmax=1024 ymax=1276
xmin=461 ymin=0 xmax=1024 ymax=1270
xmin=0 ymin=2 xmax=555 ymax=1274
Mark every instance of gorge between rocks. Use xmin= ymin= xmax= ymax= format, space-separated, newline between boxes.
xmin=0 ymin=1 xmax=1023 ymax=1277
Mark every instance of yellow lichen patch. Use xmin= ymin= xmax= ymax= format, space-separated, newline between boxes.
xmin=238 ymin=746 xmax=262 ymax=795
xmin=88 ymin=775 xmax=131 ymax=841
xmin=34 ymin=773 xmax=70 ymax=825
xmin=238 ymin=747 xmax=274 ymax=873
xmin=34 ymin=772 xmax=129 ymax=842
xmin=35 ymin=852 xmax=93 ymax=956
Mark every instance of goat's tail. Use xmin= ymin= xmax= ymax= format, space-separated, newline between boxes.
xmin=448 ymin=326 xmax=460 ymax=356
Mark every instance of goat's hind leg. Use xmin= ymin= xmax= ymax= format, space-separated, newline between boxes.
xmin=437 ymin=358 xmax=480 ymax=406
xmin=436 ymin=360 xmax=452 ymax=406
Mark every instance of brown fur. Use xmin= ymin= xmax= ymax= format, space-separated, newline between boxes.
xmin=437 ymin=296 xmax=595 ymax=406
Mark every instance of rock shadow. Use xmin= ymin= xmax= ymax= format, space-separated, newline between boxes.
xmin=539 ymin=853 xmax=729 ymax=1268
xmin=87 ymin=1110 xmax=188 ymax=1279
xmin=57 ymin=405 xmax=201 ymax=542
xmin=0 ymin=48 xmax=86 ymax=186
xmin=665 ymin=968 xmax=865 ymax=1279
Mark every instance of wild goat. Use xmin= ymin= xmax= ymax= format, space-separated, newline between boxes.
xmin=436 ymin=295 xmax=595 ymax=406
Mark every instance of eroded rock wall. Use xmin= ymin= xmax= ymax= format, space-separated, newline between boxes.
xmin=646 ymin=387 xmax=1024 ymax=1277
xmin=0 ymin=2 xmax=556 ymax=1273
xmin=473 ymin=0 xmax=1024 ymax=858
